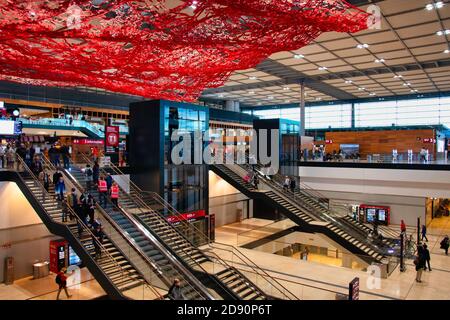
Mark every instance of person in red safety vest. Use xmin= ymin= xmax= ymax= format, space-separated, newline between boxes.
xmin=98 ymin=176 xmax=108 ymax=208
xmin=110 ymin=182 xmax=119 ymax=208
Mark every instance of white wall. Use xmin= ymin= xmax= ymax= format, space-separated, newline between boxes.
xmin=209 ymin=171 xmax=250 ymax=227
xmin=322 ymin=190 xmax=425 ymax=226
xmin=0 ymin=182 xmax=58 ymax=282
xmin=299 ymin=166 xmax=450 ymax=198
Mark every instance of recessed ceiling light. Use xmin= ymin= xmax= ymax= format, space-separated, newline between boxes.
xmin=394 ymin=75 xmax=403 ymax=79
xmin=283 ymin=87 xmax=290 ymax=91
xmin=411 ymin=89 xmax=419 ymax=93
xmin=375 ymin=58 xmax=385 ymax=63
xmin=249 ymin=76 xmax=257 ymax=80
xmin=357 ymin=43 xmax=369 ymax=49
xmin=318 ymin=66 xmax=328 ymax=71
xmin=403 ymin=82 xmax=412 ymax=86
xmin=345 ymin=80 xmax=353 ymax=84
xmin=190 ymin=0 xmax=198 ymax=9
xmin=315 ymin=97 xmax=322 ymax=101
xmin=267 ymin=96 xmax=274 ymax=100
xmin=426 ymin=2 xmax=444 ymax=10
xmin=358 ymin=87 xmax=365 ymax=91
xmin=249 ymin=91 xmax=255 ymax=94
xmin=293 ymin=54 xmax=305 ymax=59
xmin=437 ymin=30 xmax=450 ymax=36
xmin=257 ymin=102 xmax=262 ymax=106
xmin=369 ymin=93 xmax=376 ymax=96
xmin=285 ymin=100 xmax=291 ymax=103
xmin=444 ymin=49 xmax=450 ymax=54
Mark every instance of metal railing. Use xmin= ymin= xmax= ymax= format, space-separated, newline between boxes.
xmin=41 ymin=155 xmax=211 ymax=300
xmin=15 ymin=156 xmax=164 ymax=300
xmin=79 ymin=153 xmax=298 ymax=300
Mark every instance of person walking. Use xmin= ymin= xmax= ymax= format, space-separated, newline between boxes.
xmin=53 ymin=170 xmax=62 ymax=188
xmin=400 ymin=219 xmax=407 ymax=234
xmin=84 ymin=164 xmax=93 ymax=191
xmin=55 ymin=177 xmax=66 ymax=201
xmin=289 ymin=177 xmax=296 ymax=193
xmin=415 ymin=244 xmax=426 ymax=283
xmin=168 ymin=279 xmax=185 ymax=300
xmin=87 ymin=194 xmax=96 ymax=224
xmin=56 ymin=267 xmax=73 ymax=300
xmin=92 ymin=161 xmax=100 ymax=187
xmin=39 ymin=169 xmax=51 ymax=193
xmin=67 ymin=188 xmax=78 ymax=221
xmin=92 ymin=225 xmax=105 ymax=259
xmin=105 ymin=173 xmax=113 ymax=195
xmin=440 ymin=235 xmax=449 ymax=255
xmin=61 ymin=144 xmax=70 ymax=169
xmin=283 ymin=176 xmax=290 ymax=192
xmin=30 ymin=157 xmax=43 ymax=176
xmin=110 ymin=182 xmax=119 ymax=208
xmin=423 ymin=244 xmax=431 ymax=271
xmin=421 ymin=224 xmax=428 ymax=242
xmin=98 ymin=176 xmax=108 ymax=208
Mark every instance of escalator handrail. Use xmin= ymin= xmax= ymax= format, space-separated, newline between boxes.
xmin=44 ymin=156 xmax=212 ymax=300
xmin=140 ymin=190 xmax=298 ymax=300
xmin=15 ymin=156 xmax=153 ymax=297
xmin=234 ymin=162 xmax=388 ymax=257
xmin=79 ymin=154 xmax=297 ymax=300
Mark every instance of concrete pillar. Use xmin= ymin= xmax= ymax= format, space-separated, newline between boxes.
xmin=225 ymin=100 xmax=235 ymax=111
xmin=234 ymin=101 xmax=240 ymax=113
xmin=300 ymin=81 xmax=306 ymax=136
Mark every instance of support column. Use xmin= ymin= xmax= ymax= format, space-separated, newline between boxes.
xmin=234 ymin=101 xmax=240 ymax=113
xmin=225 ymin=100 xmax=235 ymax=111
xmin=300 ymin=81 xmax=306 ymax=136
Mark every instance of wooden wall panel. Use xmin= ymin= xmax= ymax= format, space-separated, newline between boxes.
xmin=324 ymin=129 xmax=436 ymax=157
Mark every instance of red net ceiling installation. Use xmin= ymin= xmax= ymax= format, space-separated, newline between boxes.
xmin=0 ymin=0 xmax=370 ymax=101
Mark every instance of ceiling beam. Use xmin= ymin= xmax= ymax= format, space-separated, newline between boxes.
xmin=202 ymin=58 xmax=450 ymax=95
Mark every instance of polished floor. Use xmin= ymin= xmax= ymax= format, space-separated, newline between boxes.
xmin=0 ymin=268 xmax=105 ymax=300
xmin=215 ymin=216 xmax=450 ymax=300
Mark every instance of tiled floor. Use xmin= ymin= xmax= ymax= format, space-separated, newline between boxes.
xmin=0 ymin=268 xmax=105 ymax=300
xmin=215 ymin=217 xmax=450 ymax=300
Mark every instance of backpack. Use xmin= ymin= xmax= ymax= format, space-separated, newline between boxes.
xmin=86 ymin=168 xmax=93 ymax=176
xmin=413 ymin=257 xmax=419 ymax=266
xmin=55 ymin=274 xmax=62 ymax=285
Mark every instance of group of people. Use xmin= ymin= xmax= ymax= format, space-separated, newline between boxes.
xmin=283 ymin=176 xmax=296 ymax=192
xmin=48 ymin=144 xmax=71 ymax=168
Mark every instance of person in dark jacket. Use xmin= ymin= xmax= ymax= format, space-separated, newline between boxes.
xmin=415 ymin=244 xmax=426 ymax=283
xmin=92 ymin=225 xmax=104 ymax=259
xmin=168 ymin=279 xmax=185 ymax=300
xmin=105 ymin=173 xmax=113 ymax=194
xmin=289 ymin=178 xmax=296 ymax=193
xmin=421 ymin=224 xmax=428 ymax=242
xmin=440 ymin=235 xmax=449 ymax=255
xmin=53 ymin=170 xmax=63 ymax=187
xmin=61 ymin=144 xmax=70 ymax=169
xmin=30 ymin=157 xmax=43 ymax=176
xmin=423 ymin=244 xmax=431 ymax=271
xmin=92 ymin=161 xmax=100 ymax=187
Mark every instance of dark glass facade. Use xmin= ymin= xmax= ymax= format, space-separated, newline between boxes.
xmin=129 ymin=100 xmax=209 ymax=242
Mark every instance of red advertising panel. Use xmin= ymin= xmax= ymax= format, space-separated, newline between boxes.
xmin=105 ymin=126 xmax=120 ymax=148
xmin=167 ymin=210 xmax=206 ymax=224
xmin=73 ymin=139 xmax=104 ymax=145
xmin=423 ymin=138 xmax=436 ymax=144
xmin=49 ymin=239 xmax=68 ymax=273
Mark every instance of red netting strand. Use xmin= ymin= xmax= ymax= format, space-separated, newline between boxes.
xmin=0 ymin=0 xmax=370 ymax=101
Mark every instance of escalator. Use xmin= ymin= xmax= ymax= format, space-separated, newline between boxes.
xmin=2 ymin=158 xmax=163 ymax=300
xmin=66 ymin=154 xmax=297 ymax=300
xmin=211 ymin=163 xmax=390 ymax=266
xmin=40 ymin=157 xmax=214 ymax=300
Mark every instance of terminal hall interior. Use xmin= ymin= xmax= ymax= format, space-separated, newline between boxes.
xmin=0 ymin=0 xmax=450 ymax=301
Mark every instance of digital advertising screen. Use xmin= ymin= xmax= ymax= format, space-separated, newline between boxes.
xmin=366 ymin=208 xmax=376 ymax=222
xmin=0 ymin=120 xmax=15 ymax=135
xmin=69 ymin=246 xmax=82 ymax=266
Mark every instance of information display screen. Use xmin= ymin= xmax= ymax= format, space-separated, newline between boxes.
xmin=0 ymin=120 xmax=22 ymax=135
xmin=366 ymin=208 xmax=376 ymax=222
xmin=68 ymin=246 xmax=81 ymax=266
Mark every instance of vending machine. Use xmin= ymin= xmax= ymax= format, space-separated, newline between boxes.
xmin=49 ymin=239 xmax=68 ymax=273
